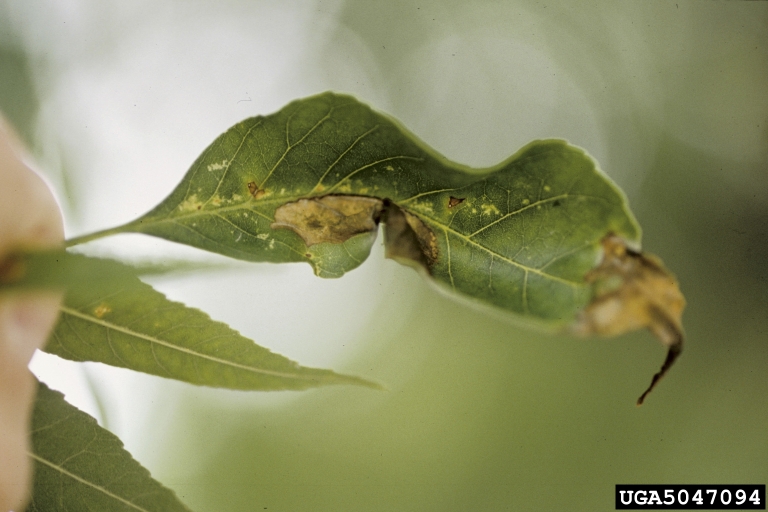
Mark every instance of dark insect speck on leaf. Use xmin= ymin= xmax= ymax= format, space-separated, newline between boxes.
xmin=553 ymin=200 xmax=561 ymax=207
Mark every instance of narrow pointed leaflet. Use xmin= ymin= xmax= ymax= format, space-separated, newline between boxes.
xmin=37 ymin=254 xmax=376 ymax=391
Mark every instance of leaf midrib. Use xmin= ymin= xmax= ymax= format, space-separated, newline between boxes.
xmin=131 ymin=193 xmax=583 ymax=287
xmin=59 ymin=306 xmax=335 ymax=383
xmin=28 ymin=452 xmax=161 ymax=512
xmin=415 ymin=213 xmax=583 ymax=287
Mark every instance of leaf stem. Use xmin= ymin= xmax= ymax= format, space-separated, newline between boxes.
xmin=65 ymin=223 xmax=137 ymax=248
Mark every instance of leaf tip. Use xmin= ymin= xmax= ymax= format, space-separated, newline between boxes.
xmin=636 ymin=333 xmax=683 ymax=406
xmin=337 ymin=373 xmax=386 ymax=391
xmin=572 ymin=234 xmax=686 ymax=404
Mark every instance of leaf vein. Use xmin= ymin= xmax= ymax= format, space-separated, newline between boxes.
xmin=59 ymin=307 xmax=337 ymax=382
xmin=311 ymin=125 xmax=380 ymax=193
xmin=260 ymin=108 xmax=334 ymax=189
xmin=28 ymin=453 xmax=154 ymax=512
xmin=202 ymin=118 xmax=263 ymax=209
xmin=324 ymin=155 xmax=424 ymax=194
xmin=419 ymin=214 xmax=580 ymax=287
xmin=468 ymin=193 xmax=570 ymax=238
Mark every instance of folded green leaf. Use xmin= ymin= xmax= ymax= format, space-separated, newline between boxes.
xmin=70 ymin=92 xmax=639 ymax=329
xmin=44 ymin=254 xmax=377 ymax=391
xmin=26 ymin=382 xmax=192 ymax=512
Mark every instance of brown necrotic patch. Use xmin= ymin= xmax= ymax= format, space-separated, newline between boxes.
xmin=571 ymin=234 xmax=686 ymax=405
xmin=448 ymin=196 xmax=465 ymax=208
xmin=383 ymin=203 xmax=438 ymax=271
xmin=271 ymin=195 xmax=384 ymax=247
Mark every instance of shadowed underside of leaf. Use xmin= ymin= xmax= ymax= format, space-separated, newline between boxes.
xmin=26 ymin=382 xmax=192 ymax=512
xmin=43 ymin=254 xmax=377 ymax=391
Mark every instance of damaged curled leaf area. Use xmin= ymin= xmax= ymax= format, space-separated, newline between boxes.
xmin=383 ymin=202 xmax=438 ymax=270
xmin=572 ymin=235 xmax=685 ymax=405
xmin=271 ymin=195 xmax=440 ymax=274
xmin=271 ymin=195 xmax=384 ymax=246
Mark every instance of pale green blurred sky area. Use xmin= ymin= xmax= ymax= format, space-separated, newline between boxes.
xmin=2 ymin=1 xmax=767 ymax=511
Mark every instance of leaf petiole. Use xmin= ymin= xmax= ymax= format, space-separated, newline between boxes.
xmin=64 ymin=222 xmax=138 ymax=248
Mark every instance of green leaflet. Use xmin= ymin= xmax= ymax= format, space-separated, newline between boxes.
xmin=43 ymin=254 xmax=377 ymax=391
xmin=0 ymin=249 xmax=217 ymax=295
xmin=26 ymin=382 xmax=192 ymax=512
xmin=70 ymin=92 xmax=640 ymax=329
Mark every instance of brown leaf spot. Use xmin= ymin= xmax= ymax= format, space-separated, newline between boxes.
xmin=248 ymin=181 xmax=266 ymax=199
xmin=383 ymin=203 xmax=438 ymax=270
xmin=448 ymin=196 xmax=465 ymax=208
xmin=571 ymin=234 xmax=685 ymax=405
xmin=271 ymin=195 xmax=384 ymax=247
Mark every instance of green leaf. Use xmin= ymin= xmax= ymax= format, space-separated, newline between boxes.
xmin=26 ymin=382 xmax=192 ymax=512
xmin=0 ymin=249 xmax=216 ymax=296
xmin=70 ymin=92 xmax=640 ymax=329
xmin=44 ymin=254 xmax=377 ymax=390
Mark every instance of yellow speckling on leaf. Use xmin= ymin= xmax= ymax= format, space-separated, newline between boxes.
xmin=481 ymin=204 xmax=500 ymax=216
xmin=178 ymin=194 xmax=203 ymax=212
xmin=256 ymin=233 xmax=269 ymax=240
xmin=412 ymin=202 xmax=434 ymax=214
xmin=522 ymin=199 xmax=530 ymax=206
xmin=207 ymin=159 xmax=229 ymax=172
xmin=93 ymin=304 xmax=111 ymax=318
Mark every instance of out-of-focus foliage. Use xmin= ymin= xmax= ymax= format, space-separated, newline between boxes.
xmin=0 ymin=6 xmax=39 ymax=147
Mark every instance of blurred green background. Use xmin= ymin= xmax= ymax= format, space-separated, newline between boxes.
xmin=2 ymin=1 xmax=766 ymax=511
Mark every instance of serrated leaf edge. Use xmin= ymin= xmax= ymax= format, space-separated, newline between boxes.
xmin=27 ymin=452 xmax=180 ymax=512
xmin=57 ymin=306 xmax=354 ymax=385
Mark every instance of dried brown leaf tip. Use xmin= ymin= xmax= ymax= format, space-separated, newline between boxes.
xmin=271 ymin=195 xmax=384 ymax=247
xmin=383 ymin=203 xmax=438 ymax=271
xmin=571 ymin=234 xmax=685 ymax=405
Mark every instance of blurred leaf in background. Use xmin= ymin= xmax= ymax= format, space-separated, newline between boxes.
xmin=0 ymin=39 xmax=38 ymax=148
